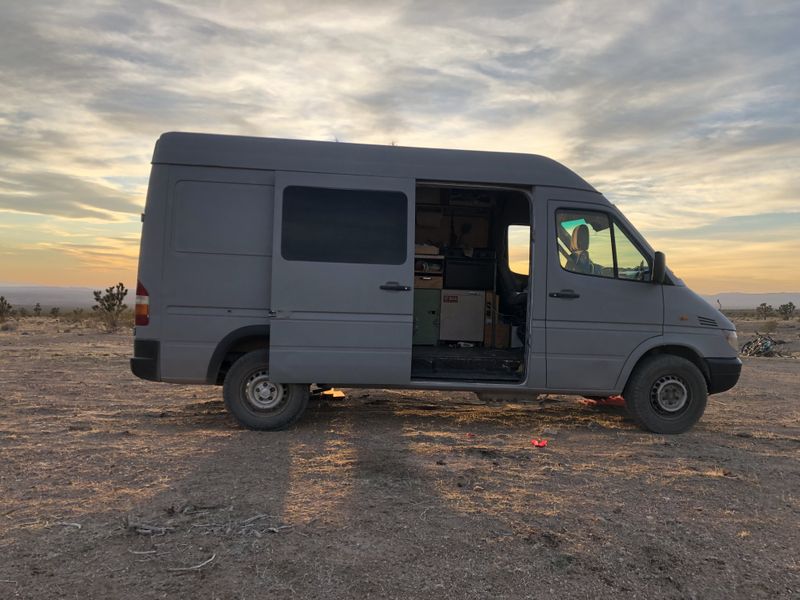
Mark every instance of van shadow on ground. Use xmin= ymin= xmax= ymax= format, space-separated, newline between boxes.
xmin=3 ymin=362 xmax=798 ymax=599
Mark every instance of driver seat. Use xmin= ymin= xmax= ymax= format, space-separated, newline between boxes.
xmin=565 ymin=224 xmax=594 ymax=274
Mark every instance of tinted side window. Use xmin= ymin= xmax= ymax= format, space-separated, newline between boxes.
xmin=556 ymin=210 xmax=614 ymax=278
xmin=282 ymin=186 xmax=407 ymax=264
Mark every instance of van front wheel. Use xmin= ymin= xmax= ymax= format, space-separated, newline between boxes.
xmin=223 ymin=350 xmax=309 ymax=430
xmin=624 ymin=355 xmax=707 ymax=434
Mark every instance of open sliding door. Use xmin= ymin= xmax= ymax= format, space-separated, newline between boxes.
xmin=269 ymin=172 xmax=415 ymax=384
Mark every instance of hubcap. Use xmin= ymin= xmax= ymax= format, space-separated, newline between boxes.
xmin=244 ymin=369 xmax=285 ymax=411
xmin=650 ymin=375 xmax=689 ymax=414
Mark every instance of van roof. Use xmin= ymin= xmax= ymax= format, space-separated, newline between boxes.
xmin=153 ymin=132 xmax=596 ymax=192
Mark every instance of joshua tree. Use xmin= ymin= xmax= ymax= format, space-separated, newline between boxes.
xmin=0 ymin=296 xmax=12 ymax=322
xmin=33 ymin=302 xmax=42 ymax=317
xmin=92 ymin=282 xmax=128 ymax=331
xmin=756 ymin=303 xmax=774 ymax=320
xmin=50 ymin=307 xmax=60 ymax=317
xmin=777 ymin=302 xmax=796 ymax=321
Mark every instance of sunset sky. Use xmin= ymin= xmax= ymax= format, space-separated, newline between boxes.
xmin=1 ymin=1 xmax=798 ymax=293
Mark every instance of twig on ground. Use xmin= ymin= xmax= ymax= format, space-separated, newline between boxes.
xmin=53 ymin=521 xmax=82 ymax=529
xmin=167 ymin=553 xmax=216 ymax=572
xmin=267 ymin=525 xmax=292 ymax=533
xmin=242 ymin=513 xmax=274 ymax=525
xmin=127 ymin=549 xmax=157 ymax=555
xmin=123 ymin=516 xmax=174 ymax=536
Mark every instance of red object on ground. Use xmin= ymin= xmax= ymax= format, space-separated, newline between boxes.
xmin=603 ymin=395 xmax=626 ymax=407
xmin=579 ymin=395 xmax=626 ymax=407
xmin=530 ymin=439 xmax=548 ymax=447
xmin=466 ymin=433 xmax=475 ymax=439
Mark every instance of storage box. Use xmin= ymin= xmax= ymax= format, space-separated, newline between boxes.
xmin=413 ymin=289 xmax=440 ymax=346
xmin=484 ymin=323 xmax=510 ymax=348
xmin=439 ymin=290 xmax=485 ymax=341
xmin=414 ymin=243 xmax=440 ymax=255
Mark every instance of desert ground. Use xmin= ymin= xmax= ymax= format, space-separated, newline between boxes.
xmin=1 ymin=318 xmax=798 ymax=599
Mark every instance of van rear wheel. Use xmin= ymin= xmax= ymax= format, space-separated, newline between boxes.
xmin=624 ymin=355 xmax=707 ymax=434
xmin=223 ymin=350 xmax=309 ymax=430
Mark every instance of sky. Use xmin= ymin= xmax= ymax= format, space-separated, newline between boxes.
xmin=0 ymin=0 xmax=798 ymax=293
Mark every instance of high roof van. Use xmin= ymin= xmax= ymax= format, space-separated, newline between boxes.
xmin=131 ymin=133 xmax=741 ymax=433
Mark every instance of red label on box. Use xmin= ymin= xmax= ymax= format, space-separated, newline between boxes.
xmin=442 ymin=295 xmax=458 ymax=303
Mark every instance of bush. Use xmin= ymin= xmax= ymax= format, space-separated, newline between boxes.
xmin=50 ymin=307 xmax=60 ymax=317
xmin=756 ymin=303 xmax=774 ymax=320
xmin=777 ymin=302 xmax=796 ymax=320
xmin=64 ymin=308 xmax=86 ymax=324
xmin=0 ymin=296 xmax=12 ymax=322
xmin=33 ymin=302 xmax=42 ymax=317
xmin=92 ymin=282 xmax=128 ymax=332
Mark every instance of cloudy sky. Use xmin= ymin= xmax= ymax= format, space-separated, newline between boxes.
xmin=0 ymin=0 xmax=798 ymax=293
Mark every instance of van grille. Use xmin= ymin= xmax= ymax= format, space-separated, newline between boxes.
xmin=698 ymin=316 xmax=718 ymax=328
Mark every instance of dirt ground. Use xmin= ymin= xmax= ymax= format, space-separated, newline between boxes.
xmin=1 ymin=319 xmax=798 ymax=599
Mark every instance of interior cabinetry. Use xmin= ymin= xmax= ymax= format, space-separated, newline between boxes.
xmin=411 ymin=184 xmax=531 ymax=382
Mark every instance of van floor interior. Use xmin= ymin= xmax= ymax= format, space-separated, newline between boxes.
xmin=410 ymin=184 xmax=530 ymax=383
xmin=411 ymin=346 xmax=524 ymax=381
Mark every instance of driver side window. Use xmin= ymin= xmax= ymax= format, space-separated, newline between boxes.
xmin=556 ymin=210 xmax=614 ymax=278
xmin=614 ymin=222 xmax=652 ymax=281
xmin=555 ymin=209 xmax=652 ymax=282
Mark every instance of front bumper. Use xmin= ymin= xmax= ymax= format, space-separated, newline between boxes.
xmin=131 ymin=339 xmax=160 ymax=381
xmin=705 ymin=357 xmax=742 ymax=394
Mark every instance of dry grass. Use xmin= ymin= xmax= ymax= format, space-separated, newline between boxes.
xmin=1 ymin=319 xmax=799 ymax=599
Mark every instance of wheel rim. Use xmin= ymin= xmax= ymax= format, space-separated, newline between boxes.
xmin=243 ymin=369 xmax=286 ymax=412
xmin=650 ymin=375 xmax=689 ymax=416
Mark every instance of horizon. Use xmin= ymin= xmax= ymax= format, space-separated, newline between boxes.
xmin=2 ymin=281 xmax=800 ymax=295
xmin=1 ymin=2 xmax=799 ymax=293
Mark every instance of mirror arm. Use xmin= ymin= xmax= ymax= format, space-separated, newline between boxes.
xmin=652 ymin=251 xmax=666 ymax=284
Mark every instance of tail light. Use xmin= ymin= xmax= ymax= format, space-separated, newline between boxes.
xmin=135 ymin=280 xmax=150 ymax=326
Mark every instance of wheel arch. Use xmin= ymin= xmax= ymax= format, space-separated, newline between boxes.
xmin=616 ymin=340 xmax=710 ymax=393
xmin=206 ymin=325 xmax=270 ymax=385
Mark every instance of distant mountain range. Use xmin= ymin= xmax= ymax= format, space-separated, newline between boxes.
xmin=700 ymin=292 xmax=800 ymax=310
xmin=1 ymin=284 xmax=797 ymax=312
xmin=0 ymin=285 xmax=99 ymax=309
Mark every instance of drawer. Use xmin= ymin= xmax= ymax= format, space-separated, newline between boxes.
xmin=415 ymin=275 xmax=443 ymax=289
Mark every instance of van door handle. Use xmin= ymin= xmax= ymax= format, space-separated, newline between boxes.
xmin=380 ymin=282 xmax=411 ymax=291
xmin=549 ymin=289 xmax=580 ymax=299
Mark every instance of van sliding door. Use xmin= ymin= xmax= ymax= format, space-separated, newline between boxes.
xmin=269 ymin=172 xmax=415 ymax=384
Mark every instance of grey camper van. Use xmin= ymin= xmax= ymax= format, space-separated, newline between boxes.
xmin=131 ymin=133 xmax=741 ymax=434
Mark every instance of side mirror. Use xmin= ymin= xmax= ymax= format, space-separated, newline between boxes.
xmin=652 ymin=251 xmax=666 ymax=284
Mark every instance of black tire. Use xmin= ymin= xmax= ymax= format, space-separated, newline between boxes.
xmin=222 ymin=350 xmax=309 ymax=430
xmin=623 ymin=355 xmax=707 ymax=434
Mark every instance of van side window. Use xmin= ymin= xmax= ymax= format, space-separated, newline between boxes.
xmin=507 ymin=224 xmax=531 ymax=275
xmin=555 ymin=209 xmax=653 ymax=281
xmin=282 ymin=186 xmax=407 ymax=265
xmin=613 ymin=221 xmax=652 ymax=281
xmin=555 ymin=210 xmax=614 ymax=278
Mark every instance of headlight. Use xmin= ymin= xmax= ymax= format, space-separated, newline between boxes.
xmin=722 ymin=329 xmax=738 ymax=351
